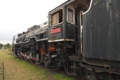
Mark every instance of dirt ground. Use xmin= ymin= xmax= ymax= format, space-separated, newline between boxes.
xmin=0 ymin=50 xmax=75 ymax=80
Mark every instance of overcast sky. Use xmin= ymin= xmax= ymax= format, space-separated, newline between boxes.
xmin=0 ymin=0 xmax=67 ymax=44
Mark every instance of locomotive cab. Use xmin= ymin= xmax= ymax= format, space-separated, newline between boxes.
xmin=48 ymin=0 xmax=91 ymax=42
xmin=47 ymin=0 xmax=92 ymax=74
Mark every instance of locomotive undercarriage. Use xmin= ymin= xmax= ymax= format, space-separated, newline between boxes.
xmin=14 ymin=44 xmax=120 ymax=80
xmin=45 ymin=42 xmax=76 ymax=71
xmin=44 ymin=41 xmax=83 ymax=76
xmin=14 ymin=40 xmax=81 ymax=76
xmin=79 ymin=69 xmax=120 ymax=80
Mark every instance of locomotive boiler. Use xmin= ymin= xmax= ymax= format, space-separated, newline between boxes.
xmin=12 ymin=0 xmax=120 ymax=80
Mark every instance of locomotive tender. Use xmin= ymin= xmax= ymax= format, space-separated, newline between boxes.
xmin=12 ymin=0 xmax=120 ymax=80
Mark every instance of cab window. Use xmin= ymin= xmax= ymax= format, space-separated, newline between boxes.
xmin=68 ymin=8 xmax=73 ymax=23
xmin=51 ymin=9 xmax=63 ymax=26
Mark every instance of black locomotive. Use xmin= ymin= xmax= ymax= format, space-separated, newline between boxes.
xmin=12 ymin=0 xmax=120 ymax=80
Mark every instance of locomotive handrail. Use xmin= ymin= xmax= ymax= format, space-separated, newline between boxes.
xmin=36 ymin=38 xmax=48 ymax=42
xmin=16 ymin=36 xmax=48 ymax=45
xmin=83 ymin=0 xmax=93 ymax=14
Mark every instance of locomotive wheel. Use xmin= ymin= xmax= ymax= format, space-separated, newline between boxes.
xmin=13 ymin=49 xmax=18 ymax=57
xmin=64 ymin=61 xmax=77 ymax=76
xmin=64 ymin=61 xmax=72 ymax=75
xmin=29 ymin=53 xmax=33 ymax=62
xmin=51 ymin=57 xmax=62 ymax=71
xmin=24 ymin=52 xmax=27 ymax=60
xmin=63 ymin=54 xmax=73 ymax=75
xmin=52 ymin=62 xmax=61 ymax=71
xmin=35 ymin=53 xmax=41 ymax=64
xmin=19 ymin=51 xmax=24 ymax=59
xmin=17 ymin=50 xmax=21 ymax=58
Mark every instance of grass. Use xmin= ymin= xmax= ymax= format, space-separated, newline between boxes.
xmin=54 ymin=74 xmax=75 ymax=80
xmin=2 ymin=49 xmax=13 ymax=55
xmin=0 ymin=50 xmax=76 ymax=80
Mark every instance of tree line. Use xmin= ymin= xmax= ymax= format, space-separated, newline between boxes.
xmin=0 ymin=43 xmax=11 ymax=49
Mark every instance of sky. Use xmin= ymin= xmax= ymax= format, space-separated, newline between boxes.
xmin=0 ymin=0 xmax=67 ymax=44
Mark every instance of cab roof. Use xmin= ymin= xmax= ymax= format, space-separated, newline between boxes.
xmin=49 ymin=0 xmax=76 ymax=14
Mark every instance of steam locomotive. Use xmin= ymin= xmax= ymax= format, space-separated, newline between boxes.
xmin=12 ymin=0 xmax=120 ymax=80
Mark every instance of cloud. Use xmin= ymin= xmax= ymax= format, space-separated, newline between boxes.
xmin=0 ymin=0 xmax=67 ymax=44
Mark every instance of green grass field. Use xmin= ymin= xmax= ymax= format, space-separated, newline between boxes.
xmin=0 ymin=50 xmax=75 ymax=80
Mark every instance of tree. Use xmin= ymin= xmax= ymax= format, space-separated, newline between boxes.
xmin=0 ymin=43 xmax=3 ymax=49
xmin=4 ymin=43 xmax=11 ymax=49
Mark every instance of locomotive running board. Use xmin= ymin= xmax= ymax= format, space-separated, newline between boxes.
xmin=36 ymin=38 xmax=48 ymax=42
xmin=48 ymin=39 xmax=75 ymax=42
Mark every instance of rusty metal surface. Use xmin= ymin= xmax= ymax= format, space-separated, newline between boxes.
xmin=83 ymin=0 xmax=120 ymax=61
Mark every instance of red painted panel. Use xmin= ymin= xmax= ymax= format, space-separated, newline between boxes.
xmin=50 ymin=27 xmax=61 ymax=34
